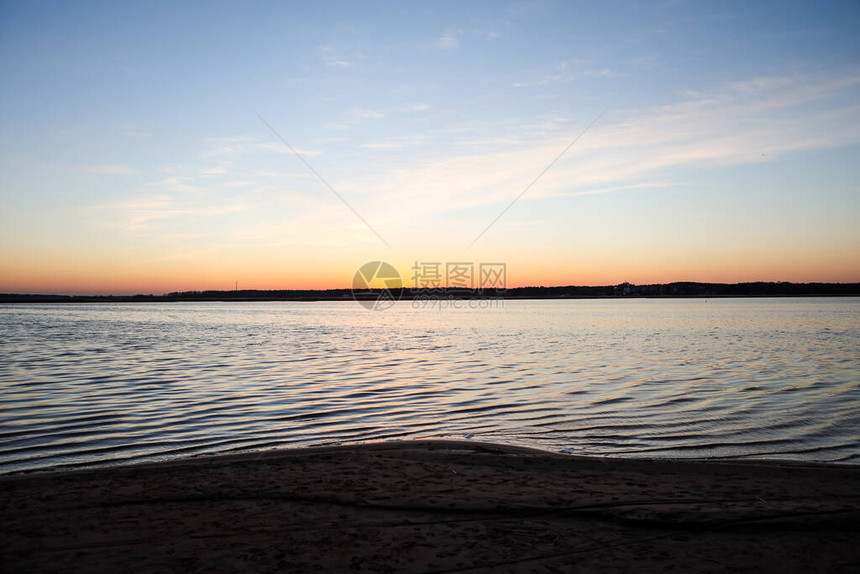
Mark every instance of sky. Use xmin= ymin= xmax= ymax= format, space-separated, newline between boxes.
xmin=1 ymin=0 xmax=859 ymax=294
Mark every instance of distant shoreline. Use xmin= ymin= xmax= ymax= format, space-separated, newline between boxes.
xmin=2 ymin=281 xmax=859 ymax=303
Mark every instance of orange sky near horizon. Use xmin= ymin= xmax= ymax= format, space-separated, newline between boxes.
xmin=2 ymin=246 xmax=858 ymax=296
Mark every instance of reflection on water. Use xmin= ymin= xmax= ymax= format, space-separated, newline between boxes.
xmin=1 ymin=298 xmax=858 ymax=473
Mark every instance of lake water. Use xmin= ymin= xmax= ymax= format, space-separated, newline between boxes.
xmin=1 ymin=298 xmax=858 ymax=473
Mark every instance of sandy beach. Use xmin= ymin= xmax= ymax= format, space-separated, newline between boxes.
xmin=2 ymin=440 xmax=859 ymax=572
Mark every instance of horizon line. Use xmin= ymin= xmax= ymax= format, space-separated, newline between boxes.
xmin=3 ymin=280 xmax=860 ymax=299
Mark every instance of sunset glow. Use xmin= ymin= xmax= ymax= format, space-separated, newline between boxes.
xmin=1 ymin=1 xmax=859 ymax=294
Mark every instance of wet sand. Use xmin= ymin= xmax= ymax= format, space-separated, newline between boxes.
xmin=2 ymin=440 xmax=859 ymax=572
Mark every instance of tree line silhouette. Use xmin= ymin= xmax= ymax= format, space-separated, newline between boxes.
xmin=2 ymin=282 xmax=859 ymax=302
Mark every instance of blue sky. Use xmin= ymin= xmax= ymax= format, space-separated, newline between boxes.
xmin=1 ymin=0 xmax=859 ymax=293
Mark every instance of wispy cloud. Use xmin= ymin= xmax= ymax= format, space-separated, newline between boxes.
xmin=96 ymin=194 xmax=253 ymax=230
xmin=360 ymin=133 xmax=426 ymax=151
xmin=112 ymin=122 xmax=154 ymax=139
xmin=513 ymin=60 xmax=624 ymax=87
xmin=201 ymin=136 xmax=322 ymax=159
xmin=433 ymin=30 xmax=459 ymax=50
xmin=352 ymin=107 xmax=386 ymax=120
xmin=326 ymin=69 xmax=860 ymax=246
xmin=361 ymin=142 xmax=404 ymax=150
xmin=79 ymin=164 xmax=137 ymax=176
xmin=198 ymin=166 xmax=228 ymax=176
xmin=150 ymin=176 xmax=205 ymax=194
xmin=230 ymin=205 xmax=375 ymax=249
xmin=432 ymin=26 xmax=500 ymax=51
xmin=319 ymin=44 xmax=352 ymax=67
xmin=400 ymin=103 xmax=431 ymax=112
xmin=95 ymin=70 xmax=860 ymax=250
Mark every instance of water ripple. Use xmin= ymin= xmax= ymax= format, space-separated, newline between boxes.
xmin=1 ymin=298 xmax=858 ymax=473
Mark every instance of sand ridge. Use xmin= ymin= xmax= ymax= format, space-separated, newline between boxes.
xmin=2 ymin=440 xmax=859 ymax=572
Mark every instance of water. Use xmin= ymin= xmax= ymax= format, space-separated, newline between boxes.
xmin=1 ymin=298 xmax=858 ymax=473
